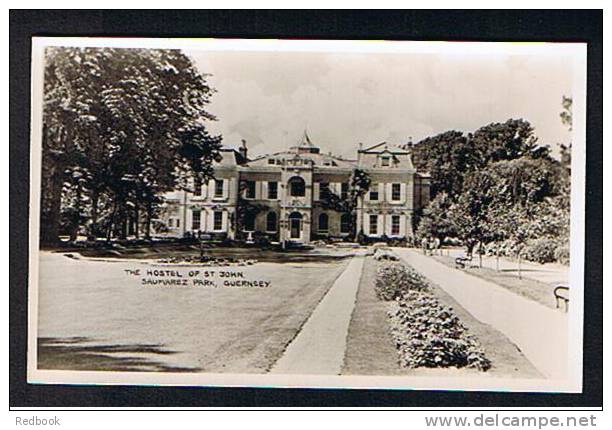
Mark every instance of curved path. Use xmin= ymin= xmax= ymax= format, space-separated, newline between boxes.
xmin=269 ymin=256 xmax=365 ymax=375
xmin=394 ymin=248 xmax=568 ymax=380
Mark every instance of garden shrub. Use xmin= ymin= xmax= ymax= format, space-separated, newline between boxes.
xmin=375 ymin=262 xmax=429 ymax=301
xmin=373 ymin=248 xmax=399 ymax=261
xmin=523 ymin=238 xmax=557 ymax=264
xmin=388 ymin=290 xmax=491 ymax=371
xmin=554 ymin=243 xmax=570 ymax=265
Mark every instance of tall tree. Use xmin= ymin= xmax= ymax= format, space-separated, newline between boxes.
xmin=41 ymin=47 xmax=221 ymax=244
xmin=470 ymin=118 xmax=550 ymax=165
xmin=410 ymin=130 xmax=475 ymax=198
xmin=415 ymin=192 xmax=455 ymax=242
xmin=318 ymin=168 xmax=371 ymax=239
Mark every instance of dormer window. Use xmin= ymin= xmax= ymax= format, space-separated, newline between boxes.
xmin=268 ymin=158 xmax=275 ymax=165
xmin=381 ymin=156 xmax=390 ymax=167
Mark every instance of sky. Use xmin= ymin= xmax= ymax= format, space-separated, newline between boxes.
xmin=188 ymin=48 xmax=575 ymax=159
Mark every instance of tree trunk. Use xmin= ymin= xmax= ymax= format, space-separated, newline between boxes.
xmin=478 ymin=242 xmax=483 ymax=268
xmin=88 ymin=190 xmax=99 ymax=241
xmin=495 ymin=246 xmax=500 ymax=272
xmin=517 ymin=249 xmax=523 ymax=279
xmin=134 ymin=204 xmax=140 ymax=239
xmin=145 ymin=202 xmax=152 ymax=239
xmin=40 ymin=163 xmax=63 ymax=245
xmin=106 ymin=200 xmax=117 ymax=242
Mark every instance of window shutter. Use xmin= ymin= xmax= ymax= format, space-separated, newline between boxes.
xmin=377 ymin=214 xmax=383 ymax=236
xmin=400 ymin=214 xmax=407 ymax=237
xmin=399 ymin=183 xmax=406 ymax=204
xmin=314 ymin=182 xmax=320 ymax=201
xmin=202 ymin=180 xmax=208 ymax=199
xmin=385 ymin=183 xmax=392 ymax=202
xmin=186 ymin=210 xmax=192 ymax=231
xmin=222 ymin=211 xmax=228 ymax=231
xmin=222 ymin=179 xmax=229 ymax=199
xmin=207 ymin=210 xmax=214 ymax=232
xmin=207 ymin=179 xmax=215 ymax=199
xmin=262 ymin=181 xmax=268 ymax=199
xmin=364 ymin=212 xmax=370 ymax=234
xmin=379 ymin=183 xmax=385 ymax=201
xmin=386 ymin=214 xmax=393 ymax=236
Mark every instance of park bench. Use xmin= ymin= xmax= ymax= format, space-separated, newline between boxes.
xmin=554 ymin=285 xmax=570 ymax=312
xmin=455 ymin=254 xmax=473 ymax=269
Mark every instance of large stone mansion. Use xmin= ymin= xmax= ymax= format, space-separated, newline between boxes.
xmin=161 ymin=132 xmax=430 ymax=244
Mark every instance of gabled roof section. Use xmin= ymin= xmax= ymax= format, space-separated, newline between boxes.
xmin=360 ymin=141 xmax=388 ymax=152
xmin=359 ymin=141 xmax=410 ymax=155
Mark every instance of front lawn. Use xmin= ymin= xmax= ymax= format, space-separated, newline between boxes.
xmin=37 ymin=252 xmax=350 ymax=373
xmin=432 ymin=254 xmax=560 ymax=309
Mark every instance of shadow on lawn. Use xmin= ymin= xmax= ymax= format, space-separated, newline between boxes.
xmin=37 ymin=337 xmax=201 ymax=372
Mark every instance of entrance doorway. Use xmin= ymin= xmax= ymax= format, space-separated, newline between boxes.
xmin=288 ymin=212 xmax=303 ymax=239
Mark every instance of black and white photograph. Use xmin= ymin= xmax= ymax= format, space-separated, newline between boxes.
xmin=27 ymin=37 xmax=586 ymax=392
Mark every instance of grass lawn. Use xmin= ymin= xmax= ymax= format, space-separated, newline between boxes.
xmin=432 ymin=255 xmax=559 ymax=309
xmin=37 ymin=251 xmax=350 ymax=373
xmin=343 ymin=255 xmax=542 ymax=378
xmin=342 ymin=256 xmax=401 ymax=375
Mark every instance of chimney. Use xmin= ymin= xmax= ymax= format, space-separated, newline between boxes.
xmin=239 ymin=139 xmax=248 ymax=160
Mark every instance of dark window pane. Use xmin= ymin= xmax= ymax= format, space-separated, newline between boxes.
xmin=319 ymin=213 xmax=329 ymax=232
xmin=289 ymin=177 xmax=305 ymax=197
xmin=245 ymin=180 xmax=256 ymax=198
xmin=266 ymin=212 xmax=277 ymax=232
xmin=392 ymin=215 xmax=400 ymax=235
xmin=268 ymin=182 xmax=278 ymax=199
xmin=214 ymin=211 xmax=223 ymax=230
xmin=369 ymin=214 xmax=378 ymax=235
xmin=392 ymin=183 xmax=401 ymax=201
xmin=215 ymin=179 xmax=224 ymax=197
xmin=340 ymin=213 xmax=351 ymax=233
xmin=192 ymin=210 xmax=201 ymax=230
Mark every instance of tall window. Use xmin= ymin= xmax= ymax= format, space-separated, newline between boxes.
xmin=340 ymin=213 xmax=351 ymax=234
xmin=192 ymin=210 xmax=201 ymax=230
xmin=318 ymin=213 xmax=329 ymax=233
xmin=391 ymin=183 xmax=401 ymax=201
xmin=369 ymin=185 xmax=379 ymax=201
xmin=245 ymin=180 xmax=256 ymax=199
xmin=289 ymin=177 xmax=306 ymax=197
xmin=213 ymin=211 xmax=223 ymax=231
xmin=320 ymin=182 xmax=330 ymax=199
xmin=266 ymin=212 xmax=277 ymax=232
xmin=268 ymin=181 xmax=278 ymax=199
xmin=194 ymin=176 xmax=202 ymax=196
xmin=214 ymin=179 xmax=224 ymax=198
xmin=369 ymin=214 xmax=378 ymax=235
xmin=341 ymin=182 xmax=349 ymax=200
xmin=391 ymin=215 xmax=401 ymax=235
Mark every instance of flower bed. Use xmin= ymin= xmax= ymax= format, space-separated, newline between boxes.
xmin=374 ymin=261 xmax=429 ymax=301
xmin=388 ymin=290 xmax=491 ymax=370
xmin=374 ymin=258 xmax=491 ymax=370
xmin=157 ymin=255 xmax=257 ymax=266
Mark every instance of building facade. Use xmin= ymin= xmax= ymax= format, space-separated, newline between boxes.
xmin=160 ymin=133 xmax=430 ymax=243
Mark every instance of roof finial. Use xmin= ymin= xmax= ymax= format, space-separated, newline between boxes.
xmin=301 ymin=128 xmax=313 ymax=147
